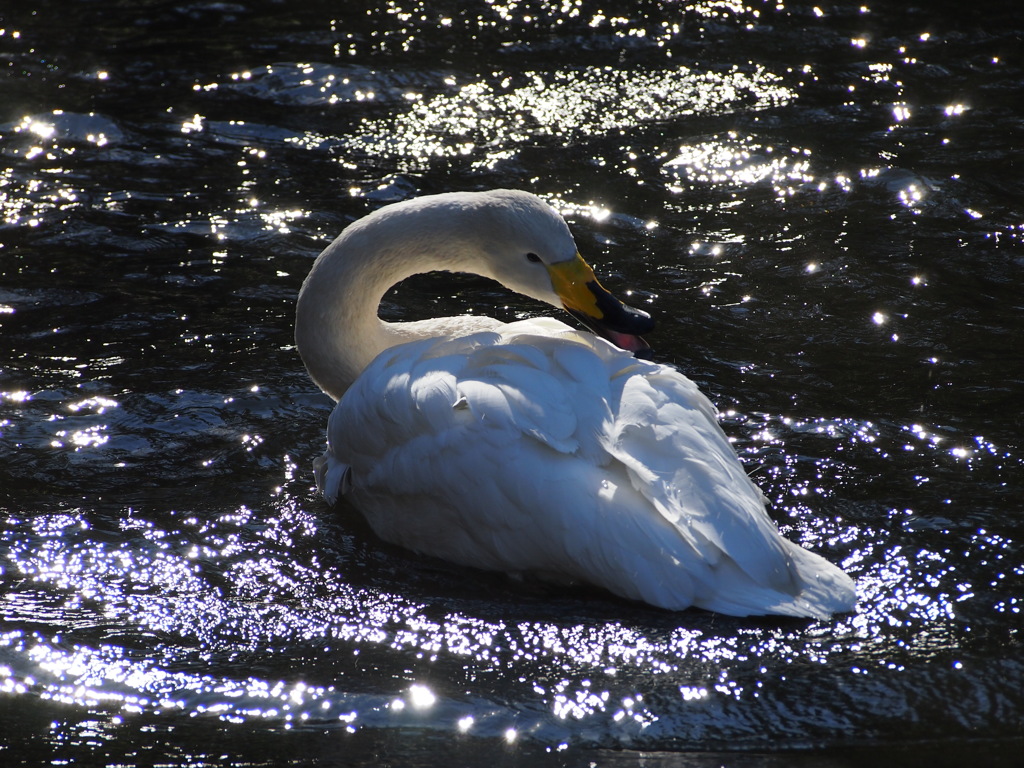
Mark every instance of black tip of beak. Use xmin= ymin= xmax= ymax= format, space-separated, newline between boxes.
xmin=565 ymin=282 xmax=656 ymax=358
xmin=588 ymin=281 xmax=655 ymax=335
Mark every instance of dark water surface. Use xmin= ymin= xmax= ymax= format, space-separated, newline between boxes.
xmin=2 ymin=1 xmax=1022 ymax=765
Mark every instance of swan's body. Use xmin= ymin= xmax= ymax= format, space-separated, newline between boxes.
xmin=296 ymin=190 xmax=856 ymax=618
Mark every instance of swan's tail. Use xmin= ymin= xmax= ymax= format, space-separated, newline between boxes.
xmin=613 ymin=533 xmax=856 ymax=619
xmin=690 ymin=542 xmax=857 ymax=619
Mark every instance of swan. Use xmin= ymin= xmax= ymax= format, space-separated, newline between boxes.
xmin=295 ymin=189 xmax=856 ymax=618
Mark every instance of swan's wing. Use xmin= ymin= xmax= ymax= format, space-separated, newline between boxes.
xmin=602 ymin=367 xmax=855 ymax=617
xmin=317 ymin=326 xmax=854 ymax=617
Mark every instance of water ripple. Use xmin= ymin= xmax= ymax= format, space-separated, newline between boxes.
xmin=2 ymin=0 xmax=1023 ymax=762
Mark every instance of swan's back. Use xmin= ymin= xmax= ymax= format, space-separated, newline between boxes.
xmin=316 ymin=320 xmax=856 ymax=618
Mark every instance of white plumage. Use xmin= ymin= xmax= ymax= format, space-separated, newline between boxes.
xmin=296 ymin=189 xmax=856 ymax=618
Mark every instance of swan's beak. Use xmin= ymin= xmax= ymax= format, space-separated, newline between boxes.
xmin=547 ymin=254 xmax=655 ymax=358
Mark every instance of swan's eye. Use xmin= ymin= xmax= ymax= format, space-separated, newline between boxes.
xmin=525 ymin=252 xmax=541 ymax=263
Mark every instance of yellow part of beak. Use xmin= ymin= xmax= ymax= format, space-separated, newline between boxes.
xmin=546 ymin=253 xmax=607 ymax=319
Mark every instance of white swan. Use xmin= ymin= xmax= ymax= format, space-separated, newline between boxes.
xmin=295 ymin=189 xmax=856 ymax=618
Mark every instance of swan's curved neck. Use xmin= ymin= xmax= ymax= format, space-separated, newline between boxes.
xmin=295 ymin=250 xmax=392 ymax=401
xmin=295 ymin=191 xmax=582 ymax=401
xmin=295 ymin=203 xmax=489 ymax=401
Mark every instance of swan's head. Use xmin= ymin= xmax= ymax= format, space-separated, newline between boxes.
xmin=467 ymin=190 xmax=655 ymax=356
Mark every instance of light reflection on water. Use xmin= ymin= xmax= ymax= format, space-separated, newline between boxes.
xmin=221 ymin=62 xmax=793 ymax=171
xmin=664 ymin=134 xmax=814 ymax=192
xmin=1 ymin=403 xmax=1019 ymax=746
xmin=2 ymin=0 xmax=1024 ymax=763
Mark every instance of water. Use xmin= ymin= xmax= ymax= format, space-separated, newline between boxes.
xmin=1 ymin=1 xmax=1022 ymax=765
